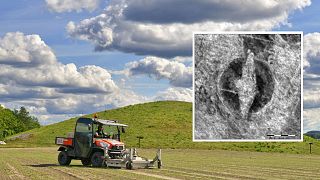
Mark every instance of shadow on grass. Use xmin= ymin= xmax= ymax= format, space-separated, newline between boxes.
xmin=27 ymin=164 xmax=59 ymax=167
xmin=25 ymin=164 xmax=102 ymax=168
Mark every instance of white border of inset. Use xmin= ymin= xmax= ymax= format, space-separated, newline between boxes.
xmin=192 ymin=31 xmax=303 ymax=142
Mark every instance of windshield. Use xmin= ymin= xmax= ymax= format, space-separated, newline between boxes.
xmin=93 ymin=123 xmax=119 ymax=139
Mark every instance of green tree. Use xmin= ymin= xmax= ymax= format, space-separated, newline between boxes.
xmin=14 ymin=107 xmax=40 ymax=131
xmin=0 ymin=107 xmax=24 ymax=140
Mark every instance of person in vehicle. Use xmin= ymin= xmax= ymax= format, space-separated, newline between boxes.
xmin=95 ymin=124 xmax=109 ymax=138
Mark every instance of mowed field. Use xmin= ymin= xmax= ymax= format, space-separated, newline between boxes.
xmin=0 ymin=147 xmax=319 ymax=180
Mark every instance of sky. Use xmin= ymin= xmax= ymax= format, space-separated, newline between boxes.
xmin=0 ymin=0 xmax=319 ymax=133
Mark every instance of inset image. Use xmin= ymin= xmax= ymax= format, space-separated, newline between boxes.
xmin=193 ymin=32 xmax=302 ymax=141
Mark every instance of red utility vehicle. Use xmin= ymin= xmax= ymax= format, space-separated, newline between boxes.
xmin=55 ymin=117 xmax=161 ymax=169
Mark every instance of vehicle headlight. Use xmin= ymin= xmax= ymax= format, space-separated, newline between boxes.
xmin=99 ymin=142 xmax=109 ymax=148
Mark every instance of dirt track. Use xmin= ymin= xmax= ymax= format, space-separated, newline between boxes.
xmin=0 ymin=147 xmax=319 ymax=179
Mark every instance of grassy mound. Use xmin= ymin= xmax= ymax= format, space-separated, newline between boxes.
xmin=3 ymin=101 xmax=191 ymax=148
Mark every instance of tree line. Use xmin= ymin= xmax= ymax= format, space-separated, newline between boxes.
xmin=0 ymin=105 xmax=40 ymax=140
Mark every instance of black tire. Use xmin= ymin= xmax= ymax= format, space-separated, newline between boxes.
xmin=157 ymin=160 xmax=162 ymax=169
xmin=126 ymin=161 xmax=133 ymax=170
xmin=58 ymin=151 xmax=71 ymax=166
xmin=81 ymin=158 xmax=91 ymax=166
xmin=91 ymin=152 xmax=104 ymax=167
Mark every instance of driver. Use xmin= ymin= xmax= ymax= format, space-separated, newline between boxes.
xmin=95 ymin=124 xmax=109 ymax=138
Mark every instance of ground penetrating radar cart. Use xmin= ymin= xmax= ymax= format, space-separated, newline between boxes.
xmin=55 ymin=117 xmax=162 ymax=169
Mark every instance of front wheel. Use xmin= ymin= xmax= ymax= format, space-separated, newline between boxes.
xmin=58 ymin=151 xmax=71 ymax=165
xmin=91 ymin=152 xmax=104 ymax=167
xmin=126 ymin=161 xmax=133 ymax=170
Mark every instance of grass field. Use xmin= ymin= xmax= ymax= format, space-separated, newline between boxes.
xmin=1 ymin=102 xmax=319 ymax=179
xmin=0 ymin=147 xmax=319 ymax=180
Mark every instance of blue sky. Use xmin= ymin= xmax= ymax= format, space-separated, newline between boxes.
xmin=0 ymin=0 xmax=319 ymax=133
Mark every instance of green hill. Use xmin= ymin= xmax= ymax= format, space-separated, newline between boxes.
xmin=305 ymin=130 xmax=320 ymax=139
xmin=2 ymin=101 xmax=319 ymax=154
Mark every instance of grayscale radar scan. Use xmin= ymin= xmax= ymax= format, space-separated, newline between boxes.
xmin=193 ymin=32 xmax=302 ymax=141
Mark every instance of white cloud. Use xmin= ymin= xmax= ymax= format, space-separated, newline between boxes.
xmin=304 ymin=32 xmax=320 ymax=70
xmin=304 ymin=108 xmax=320 ymax=132
xmin=46 ymin=0 xmax=100 ymax=13
xmin=37 ymin=114 xmax=73 ymax=125
xmin=303 ymin=32 xmax=320 ymax=131
xmin=0 ymin=32 xmax=118 ymax=94
xmin=303 ymin=33 xmax=320 ymax=105
xmin=304 ymin=32 xmax=320 ymax=57
xmin=45 ymin=89 xmax=149 ymax=114
xmin=0 ymin=32 xmax=140 ymax=125
xmin=1 ymin=86 xmax=150 ymax=125
xmin=304 ymin=89 xmax=320 ymax=108
xmin=125 ymin=56 xmax=192 ymax=87
xmin=0 ymin=32 xmax=182 ymax=126
xmin=67 ymin=0 xmax=310 ymax=57
xmin=0 ymin=32 xmax=56 ymax=66
xmin=4 ymin=100 xmax=76 ymax=125
xmin=154 ymin=87 xmax=192 ymax=102
xmin=170 ymin=56 xmax=192 ymax=63
xmin=123 ymin=0 xmax=309 ymax=24
xmin=0 ymin=85 xmax=59 ymax=100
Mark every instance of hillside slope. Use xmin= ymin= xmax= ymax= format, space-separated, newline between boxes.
xmin=305 ymin=130 xmax=320 ymax=139
xmin=4 ymin=101 xmax=191 ymax=148
xmin=2 ymin=101 xmax=319 ymax=154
